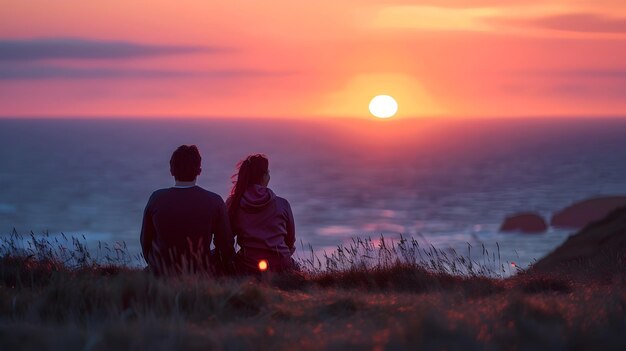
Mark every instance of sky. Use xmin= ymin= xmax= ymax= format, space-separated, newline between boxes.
xmin=1 ymin=0 xmax=626 ymax=119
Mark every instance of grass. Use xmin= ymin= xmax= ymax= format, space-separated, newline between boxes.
xmin=1 ymin=231 xmax=625 ymax=350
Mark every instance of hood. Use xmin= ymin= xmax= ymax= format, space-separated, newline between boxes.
xmin=240 ymin=184 xmax=276 ymax=211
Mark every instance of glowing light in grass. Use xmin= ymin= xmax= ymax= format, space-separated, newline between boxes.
xmin=258 ymin=259 xmax=268 ymax=271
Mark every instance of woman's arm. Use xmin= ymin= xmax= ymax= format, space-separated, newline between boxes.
xmin=285 ymin=200 xmax=296 ymax=253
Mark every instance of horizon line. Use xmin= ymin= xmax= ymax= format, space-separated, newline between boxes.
xmin=1 ymin=114 xmax=626 ymax=121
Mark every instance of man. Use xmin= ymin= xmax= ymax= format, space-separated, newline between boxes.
xmin=140 ymin=145 xmax=235 ymax=275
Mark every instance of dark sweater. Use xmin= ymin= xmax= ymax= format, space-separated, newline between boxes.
xmin=140 ymin=186 xmax=235 ymax=274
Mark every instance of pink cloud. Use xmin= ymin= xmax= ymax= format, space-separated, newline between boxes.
xmin=533 ymin=13 xmax=626 ymax=33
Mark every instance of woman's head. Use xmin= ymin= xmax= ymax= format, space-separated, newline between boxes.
xmin=228 ymin=154 xmax=270 ymax=216
xmin=238 ymin=154 xmax=269 ymax=188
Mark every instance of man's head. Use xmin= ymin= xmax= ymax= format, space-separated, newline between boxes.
xmin=170 ymin=145 xmax=202 ymax=182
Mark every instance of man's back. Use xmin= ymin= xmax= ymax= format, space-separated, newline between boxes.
xmin=141 ymin=186 xmax=234 ymax=275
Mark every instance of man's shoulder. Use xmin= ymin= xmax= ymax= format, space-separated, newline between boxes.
xmin=195 ymin=187 xmax=226 ymax=204
xmin=149 ymin=188 xmax=172 ymax=199
xmin=148 ymin=187 xmax=225 ymax=206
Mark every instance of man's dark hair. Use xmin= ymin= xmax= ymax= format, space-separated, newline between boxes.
xmin=170 ymin=145 xmax=201 ymax=181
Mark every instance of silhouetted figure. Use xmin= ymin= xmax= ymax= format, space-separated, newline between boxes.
xmin=227 ymin=154 xmax=297 ymax=274
xmin=140 ymin=145 xmax=235 ymax=276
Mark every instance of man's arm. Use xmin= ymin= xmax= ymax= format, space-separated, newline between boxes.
xmin=213 ymin=198 xmax=235 ymax=265
xmin=140 ymin=194 xmax=156 ymax=266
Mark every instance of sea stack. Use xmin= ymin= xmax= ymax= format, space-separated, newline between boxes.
xmin=499 ymin=212 xmax=548 ymax=233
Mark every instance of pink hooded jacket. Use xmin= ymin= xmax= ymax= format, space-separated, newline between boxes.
xmin=233 ymin=184 xmax=296 ymax=269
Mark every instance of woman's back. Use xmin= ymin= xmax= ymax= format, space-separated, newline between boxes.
xmin=234 ymin=184 xmax=295 ymax=258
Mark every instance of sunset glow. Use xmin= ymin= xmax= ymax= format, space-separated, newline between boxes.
xmin=1 ymin=3 xmax=626 ymax=348
xmin=1 ymin=0 xmax=625 ymax=118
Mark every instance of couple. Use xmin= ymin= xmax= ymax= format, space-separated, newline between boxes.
xmin=140 ymin=145 xmax=296 ymax=276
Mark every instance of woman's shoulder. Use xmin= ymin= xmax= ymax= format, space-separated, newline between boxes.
xmin=275 ymin=196 xmax=292 ymax=210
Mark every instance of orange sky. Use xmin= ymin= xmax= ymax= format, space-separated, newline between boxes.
xmin=1 ymin=0 xmax=626 ymax=118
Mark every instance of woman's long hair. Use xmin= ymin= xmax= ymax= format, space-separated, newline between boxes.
xmin=228 ymin=154 xmax=269 ymax=224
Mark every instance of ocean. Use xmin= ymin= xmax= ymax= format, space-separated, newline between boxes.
xmin=1 ymin=117 xmax=625 ymax=269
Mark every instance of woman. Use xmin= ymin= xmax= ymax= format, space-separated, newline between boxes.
xmin=227 ymin=154 xmax=296 ymax=274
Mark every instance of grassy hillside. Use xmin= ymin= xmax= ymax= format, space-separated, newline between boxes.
xmin=1 ymin=232 xmax=625 ymax=350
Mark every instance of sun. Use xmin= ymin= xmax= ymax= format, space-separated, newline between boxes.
xmin=369 ymin=95 xmax=398 ymax=119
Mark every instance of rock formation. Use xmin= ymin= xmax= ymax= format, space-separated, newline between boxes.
xmin=551 ymin=196 xmax=626 ymax=229
xmin=530 ymin=206 xmax=626 ymax=280
xmin=499 ymin=212 xmax=548 ymax=233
